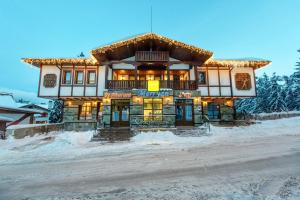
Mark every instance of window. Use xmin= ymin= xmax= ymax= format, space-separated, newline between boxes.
xmin=62 ymin=70 xmax=72 ymax=84
xmin=79 ymin=102 xmax=92 ymax=120
xmin=87 ymin=70 xmax=96 ymax=84
xmin=205 ymin=102 xmax=220 ymax=120
xmin=75 ymin=70 xmax=84 ymax=84
xmin=144 ymin=98 xmax=162 ymax=121
xmin=198 ymin=71 xmax=206 ymax=84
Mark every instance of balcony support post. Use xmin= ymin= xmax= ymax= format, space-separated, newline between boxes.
xmin=167 ymin=64 xmax=170 ymax=88
xmin=134 ymin=64 xmax=138 ymax=88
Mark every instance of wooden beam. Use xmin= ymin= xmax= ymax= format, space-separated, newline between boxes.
xmin=217 ymin=65 xmax=221 ymax=96
xmin=96 ymin=66 xmax=99 ymax=96
xmin=38 ymin=64 xmax=42 ymax=97
xmin=83 ymin=62 xmax=87 ymax=97
xmin=229 ymin=67 xmax=233 ymax=97
xmin=167 ymin=64 xmax=170 ymax=88
xmin=104 ymin=65 xmax=109 ymax=89
xmin=206 ymin=65 xmax=210 ymax=96
xmin=58 ymin=64 xmax=62 ymax=98
xmin=71 ymin=64 xmax=75 ymax=96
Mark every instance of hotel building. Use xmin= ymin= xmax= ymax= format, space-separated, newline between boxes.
xmin=23 ymin=33 xmax=270 ymax=130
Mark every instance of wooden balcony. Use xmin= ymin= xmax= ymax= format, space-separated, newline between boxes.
xmin=106 ymin=80 xmax=197 ymax=90
xmin=135 ymin=51 xmax=169 ymax=62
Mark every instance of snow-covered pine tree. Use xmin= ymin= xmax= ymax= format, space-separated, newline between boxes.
xmin=267 ymin=73 xmax=287 ymax=112
xmin=282 ymin=75 xmax=296 ymax=110
xmin=291 ymin=49 xmax=300 ymax=110
xmin=253 ymin=73 xmax=272 ymax=113
xmin=49 ymin=100 xmax=63 ymax=123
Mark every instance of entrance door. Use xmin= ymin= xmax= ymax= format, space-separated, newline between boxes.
xmin=111 ymin=99 xmax=130 ymax=127
xmin=175 ymin=99 xmax=194 ymax=126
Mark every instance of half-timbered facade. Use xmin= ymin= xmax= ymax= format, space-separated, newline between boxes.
xmin=23 ymin=33 xmax=270 ymax=130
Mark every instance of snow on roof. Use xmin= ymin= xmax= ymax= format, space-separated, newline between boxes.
xmin=0 ymin=106 xmax=44 ymax=114
xmin=0 ymin=94 xmax=17 ymax=108
xmin=214 ymin=57 xmax=270 ymax=62
xmin=0 ymin=115 xmax=14 ymax=122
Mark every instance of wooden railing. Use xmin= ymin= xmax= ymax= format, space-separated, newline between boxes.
xmin=135 ymin=51 xmax=169 ymax=62
xmin=106 ymin=80 xmax=197 ymax=90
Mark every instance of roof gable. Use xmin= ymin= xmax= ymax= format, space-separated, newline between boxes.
xmin=91 ymin=33 xmax=213 ymax=63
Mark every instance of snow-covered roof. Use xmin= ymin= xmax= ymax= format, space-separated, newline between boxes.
xmin=0 ymin=106 xmax=44 ymax=114
xmin=0 ymin=115 xmax=14 ymax=122
xmin=0 ymin=93 xmax=17 ymax=108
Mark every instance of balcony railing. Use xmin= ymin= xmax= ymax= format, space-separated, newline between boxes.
xmin=106 ymin=80 xmax=197 ymax=90
xmin=135 ymin=51 xmax=169 ymax=62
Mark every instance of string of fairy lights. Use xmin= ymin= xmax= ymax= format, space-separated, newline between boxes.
xmin=22 ymin=33 xmax=270 ymax=69
xmin=90 ymin=33 xmax=213 ymax=55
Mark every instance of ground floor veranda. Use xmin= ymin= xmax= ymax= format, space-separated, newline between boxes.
xmin=62 ymin=89 xmax=235 ymax=130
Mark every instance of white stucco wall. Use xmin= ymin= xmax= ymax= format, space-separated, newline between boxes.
xmin=97 ymin=66 xmax=106 ymax=96
xmin=112 ymin=63 xmax=135 ymax=69
xmin=39 ymin=65 xmax=60 ymax=97
xmin=231 ymin=67 xmax=256 ymax=96
xmin=60 ymin=86 xmax=71 ymax=96
xmin=197 ymin=67 xmax=256 ymax=97
xmin=208 ymin=70 xmax=219 ymax=85
xmin=72 ymin=87 xmax=84 ymax=96
xmin=219 ymin=70 xmax=230 ymax=85
xmin=169 ymin=63 xmax=189 ymax=70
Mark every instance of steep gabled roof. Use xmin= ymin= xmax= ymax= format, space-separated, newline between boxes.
xmin=91 ymin=33 xmax=213 ymax=63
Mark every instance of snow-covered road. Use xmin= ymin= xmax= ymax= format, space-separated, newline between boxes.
xmin=0 ymin=117 xmax=300 ymax=199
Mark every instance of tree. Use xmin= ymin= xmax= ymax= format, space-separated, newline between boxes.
xmin=266 ymin=73 xmax=287 ymax=112
xmin=49 ymin=100 xmax=63 ymax=123
xmin=282 ymin=75 xmax=296 ymax=110
xmin=291 ymin=49 xmax=300 ymax=110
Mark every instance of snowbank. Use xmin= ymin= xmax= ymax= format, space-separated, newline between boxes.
xmin=1 ymin=117 xmax=300 ymax=165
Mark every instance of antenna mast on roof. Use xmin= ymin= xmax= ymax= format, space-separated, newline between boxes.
xmin=150 ymin=5 xmax=153 ymax=33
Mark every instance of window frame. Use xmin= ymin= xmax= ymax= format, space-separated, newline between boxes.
xmin=198 ymin=71 xmax=207 ymax=85
xmin=78 ymin=102 xmax=98 ymax=120
xmin=143 ymin=98 xmax=163 ymax=121
xmin=87 ymin=70 xmax=97 ymax=85
xmin=61 ymin=69 xmax=72 ymax=85
xmin=74 ymin=70 xmax=85 ymax=85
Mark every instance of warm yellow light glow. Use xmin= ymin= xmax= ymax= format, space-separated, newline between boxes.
xmin=103 ymin=98 xmax=111 ymax=105
xmin=194 ymin=97 xmax=201 ymax=105
xmin=163 ymin=96 xmax=173 ymax=105
xmin=202 ymin=101 xmax=208 ymax=107
xmin=147 ymin=80 xmax=160 ymax=92
xmin=225 ymin=100 xmax=233 ymax=107
xmin=92 ymin=101 xmax=97 ymax=106
xmin=133 ymin=96 xmax=142 ymax=104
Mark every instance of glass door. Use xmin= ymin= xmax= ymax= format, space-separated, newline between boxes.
xmin=175 ymin=99 xmax=194 ymax=126
xmin=111 ymin=100 xmax=130 ymax=127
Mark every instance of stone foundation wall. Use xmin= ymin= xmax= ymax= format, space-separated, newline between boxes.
xmin=6 ymin=123 xmax=64 ymax=139
xmin=64 ymin=121 xmax=97 ymax=131
xmin=220 ymin=105 xmax=234 ymax=121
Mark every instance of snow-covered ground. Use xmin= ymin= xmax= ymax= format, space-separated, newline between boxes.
xmin=0 ymin=117 xmax=300 ymax=199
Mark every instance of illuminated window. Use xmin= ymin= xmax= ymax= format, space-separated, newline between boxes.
xmin=79 ymin=102 xmax=92 ymax=120
xmin=87 ymin=70 xmax=96 ymax=84
xmin=62 ymin=70 xmax=72 ymax=84
xmin=75 ymin=70 xmax=84 ymax=84
xmin=144 ymin=98 xmax=162 ymax=121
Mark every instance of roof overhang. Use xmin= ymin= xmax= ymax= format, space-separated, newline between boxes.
xmin=22 ymin=58 xmax=99 ymax=68
xmin=202 ymin=59 xmax=271 ymax=70
xmin=91 ymin=33 xmax=213 ymax=64
xmin=0 ymin=106 xmax=44 ymax=114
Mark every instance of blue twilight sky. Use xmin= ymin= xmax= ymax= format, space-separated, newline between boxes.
xmin=0 ymin=0 xmax=300 ymax=93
